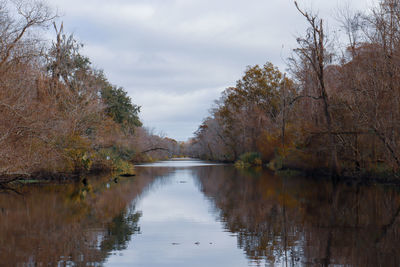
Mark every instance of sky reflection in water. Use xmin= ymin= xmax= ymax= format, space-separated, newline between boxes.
xmin=106 ymin=163 xmax=249 ymax=267
xmin=135 ymin=158 xmax=224 ymax=167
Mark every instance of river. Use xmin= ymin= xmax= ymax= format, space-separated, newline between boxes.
xmin=1 ymin=158 xmax=400 ymax=266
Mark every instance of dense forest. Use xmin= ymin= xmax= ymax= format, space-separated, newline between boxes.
xmin=187 ymin=0 xmax=400 ymax=179
xmin=0 ymin=1 xmax=182 ymax=181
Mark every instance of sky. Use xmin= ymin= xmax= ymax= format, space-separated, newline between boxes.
xmin=49 ymin=0 xmax=376 ymax=141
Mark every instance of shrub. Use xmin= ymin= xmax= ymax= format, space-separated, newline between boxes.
xmin=61 ymin=135 xmax=93 ymax=173
xmin=94 ymin=148 xmax=135 ymax=174
xmin=235 ymin=152 xmax=262 ymax=168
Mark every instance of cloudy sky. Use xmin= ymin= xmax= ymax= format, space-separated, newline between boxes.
xmin=50 ymin=0 xmax=375 ymax=141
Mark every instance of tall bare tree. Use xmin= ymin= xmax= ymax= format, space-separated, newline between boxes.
xmin=293 ymin=1 xmax=339 ymax=176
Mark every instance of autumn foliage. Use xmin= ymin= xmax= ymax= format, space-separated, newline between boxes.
xmin=0 ymin=1 xmax=180 ymax=180
xmin=189 ymin=0 xmax=400 ymax=179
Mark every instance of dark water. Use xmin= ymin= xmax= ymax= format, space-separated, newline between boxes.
xmin=1 ymin=159 xmax=400 ymax=266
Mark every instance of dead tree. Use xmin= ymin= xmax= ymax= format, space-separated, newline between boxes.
xmin=294 ymin=1 xmax=340 ymax=177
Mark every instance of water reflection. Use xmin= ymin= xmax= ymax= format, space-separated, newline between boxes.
xmin=1 ymin=160 xmax=400 ymax=266
xmin=105 ymin=166 xmax=250 ymax=267
xmin=0 ymin=173 xmax=157 ymax=266
xmin=136 ymin=158 xmax=223 ymax=168
xmin=194 ymin=166 xmax=400 ymax=266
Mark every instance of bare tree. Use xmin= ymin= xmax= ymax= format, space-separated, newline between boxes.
xmin=0 ymin=0 xmax=56 ymax=71
xmin=293 ymin=1 xmax=339 ymax=176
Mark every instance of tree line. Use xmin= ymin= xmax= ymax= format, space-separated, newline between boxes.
xmin=187 ymin=0 xmax=400 ymax=178
xmin=0 ymin=0 xmax=181 ymax=180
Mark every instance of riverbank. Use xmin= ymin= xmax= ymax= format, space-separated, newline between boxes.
xmin=0 ymin=164 xmax=136 ymax=185
xmin=273 ymin=167 xmax=400 ymax=187
xmin=230 ymin=153 xmax=400 ymax=186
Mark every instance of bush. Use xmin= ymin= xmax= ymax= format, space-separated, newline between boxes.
xmin=235 ymin=152 xmax=262 ymax=168
xmin=110 ymin=145 xmax=136 ymax=161
xmin=60 ymin=135 xmax=93 ymax=173
xmin=93 ymin=148 xmax=135 ymax=174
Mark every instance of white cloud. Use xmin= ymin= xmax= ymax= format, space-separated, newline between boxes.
xmin=137 ymin=87 xmax=222 ymax=120
xmin=179 ymin=15 xmax=237 ymax=37
xmin=55 ymin=0 xmax=155 ymax=23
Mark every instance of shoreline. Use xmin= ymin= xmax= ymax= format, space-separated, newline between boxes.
xmin=2 ymin=159 xmax=400 ymax=188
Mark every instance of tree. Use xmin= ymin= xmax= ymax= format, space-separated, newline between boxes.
xmin=0 ymin=0 xmax=56 ymax=71
xmin=0 ymin=0 xmax=57 ymax=177
xmin=101 ymin=85 xmax=142 ymax=133
xmin=47 ymin=22 xmax=91 ymax=92
xmin=191 ymin=62 xmax=294 ymax=162
xmin=293 ymin=1 xmax=339 ymax=176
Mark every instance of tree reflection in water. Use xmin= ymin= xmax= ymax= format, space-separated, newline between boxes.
xmin=194 ymin=166 xmax=400 ymax=267
xmin=1 ymin=165 xmax=400 ymax=267
xmin=0 ymin=168 xmax=170 ymax=266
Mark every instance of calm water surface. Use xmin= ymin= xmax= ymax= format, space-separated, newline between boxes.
xmin=1 ymin=158 xmax=400 ymax=266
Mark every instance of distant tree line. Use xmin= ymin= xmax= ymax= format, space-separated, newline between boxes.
xmin=187 ymin=0 xmax=400 ymax=178
xmin=0 ymin=0 xmax=181 ymax=180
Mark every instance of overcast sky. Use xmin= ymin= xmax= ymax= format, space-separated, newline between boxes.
xmin=50 ymin=0 xmax=376 ymax=141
